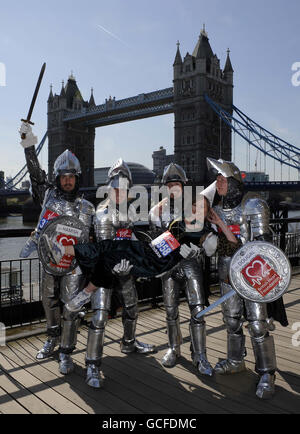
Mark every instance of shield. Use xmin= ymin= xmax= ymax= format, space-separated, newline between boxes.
xmin=38 ymin=215 xmax=90 ymax=276
xmin=229 ymin=241 xmax=291 ymax=303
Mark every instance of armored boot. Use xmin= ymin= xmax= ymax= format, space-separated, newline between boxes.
xmin=214 ymin=332 xmax=246 ymax=374
xmin=59 ymin=353 xmax=74 ymax=375
xmin=36 ymin=326 xmax=60 ymax=360
xmin=85 ymin=326 xmax=105 ymax=388
xmin=36 ymin=336 xmax=59 ymax=360
xmin=86 ymin=364 xmax=103 ymax=389
xmin=251 ymin=335 xmax=277 ymax=399
xmin=190 ymin=323 xmax=213 ymax=376
xmin=161 ymin=318 xmax=182 ymax=368
xmin=120 ymin=318 xmax=156 ymax=354
xmin=256 ymin=373 xmax=276 ymax=399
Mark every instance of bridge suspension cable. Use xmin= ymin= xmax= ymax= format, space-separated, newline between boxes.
xmin=4 ymin=132 xmax=48 ymax=190
xmin=205 ymin=94 xmax=300 ymax=173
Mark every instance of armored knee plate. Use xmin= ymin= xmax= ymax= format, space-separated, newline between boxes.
xmin=251 ymin=335 xmax=277 ymax=375
xmin=247 ymin=320 xmax=269 ymax=339
xmin=165 ymin=305 xmax=179 ymax=322
xmin=220 ymin=282 xmax=244 ymax=320
xmin=182 ymin=260 xmax=206 ymax=307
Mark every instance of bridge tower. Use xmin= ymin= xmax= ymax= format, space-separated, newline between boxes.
xmin=173 ymin=28 xmax=233 ymax=185
xmin=47 ymin=74 xmax=95 ymax=187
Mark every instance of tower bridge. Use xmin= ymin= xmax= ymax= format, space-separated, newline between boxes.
xmin=47 ymin=29 xmax=233 ymax=187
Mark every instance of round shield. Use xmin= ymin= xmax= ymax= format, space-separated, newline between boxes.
xmin=229 ymin=241 xmax=291 ymax=303
xmin=38 ymin=215 xmax=90 ymax=276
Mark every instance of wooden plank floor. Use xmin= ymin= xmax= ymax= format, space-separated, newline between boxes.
xmin=0 ymin=274 xmax=300 ymax=414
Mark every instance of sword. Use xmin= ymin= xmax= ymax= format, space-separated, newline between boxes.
xmin=21 ymin=62 xmax=46 ymax=139
xmin=195 ymin=288 xmax=236 ymax=319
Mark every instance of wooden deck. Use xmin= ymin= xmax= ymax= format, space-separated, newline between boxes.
xmin=0 ymin=274 xmax=300 ymax=414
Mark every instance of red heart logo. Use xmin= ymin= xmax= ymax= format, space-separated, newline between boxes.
xmin=56 ymin=234 xmax=77 ymax=246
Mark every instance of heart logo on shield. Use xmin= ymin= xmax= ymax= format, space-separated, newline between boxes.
xmin=56 ymin=234 xmax=77 ymax=246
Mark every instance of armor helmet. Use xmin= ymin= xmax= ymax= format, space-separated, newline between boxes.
xmin=206 ymin=158 xmax=244 ymax=209
xmin=53 ymin=150 xmax=81 ymax=177
xmin=206 ymin=158 xmax=243 ymax=183
xmin=162 ymin=163 xmax=188 ymax=185
xmin=107 ymin=158 xmax=132 ymax=189
xmin=53 ymin=150 xmax=81 ymax=200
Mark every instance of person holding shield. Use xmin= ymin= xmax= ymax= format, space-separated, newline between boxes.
xmin=19 ymin=122 xmax=95 ymax=374
xmin=206 ymin=157 xmax=288 ymax=399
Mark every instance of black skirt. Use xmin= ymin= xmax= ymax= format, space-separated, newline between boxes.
xmin=74 ymin=239 xmax=182 ymax=288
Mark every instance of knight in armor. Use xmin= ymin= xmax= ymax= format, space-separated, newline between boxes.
xmin=64 ymin=159 xmax=156 ymax=388
xmin=206 ymin=157 xmax=288 ymax=399
xmin=148 ymin=163 xmax=217 ymax=376
xmin=19 ymin=122 xmax=95 ymax=369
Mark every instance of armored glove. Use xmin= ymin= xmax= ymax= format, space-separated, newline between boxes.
xmin=19 ymin=122 xmax=38 ymax=149
xmin=202 ymin=232 xmax=218 ymax=257
xmin=179 ymin=243 xmax=202 ymax=259
xmin=113 ymin=259 xmax=133 ymax=277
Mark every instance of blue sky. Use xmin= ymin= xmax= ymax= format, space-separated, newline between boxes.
xmin=1 ymin=0 xmax=300 ymax=182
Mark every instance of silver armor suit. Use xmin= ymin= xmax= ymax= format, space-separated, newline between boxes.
xmin=214 ymin=197 xmax=276 ymax=375
xmin=85 ymin=159 xmax=155 ymax=387
xmin=149 ymin=195 xmax=213 ymax=376
xmin=208 ymin=158 xmax=277 ymax=399
xmin=22 ymin=146 xmax=95 ymax=360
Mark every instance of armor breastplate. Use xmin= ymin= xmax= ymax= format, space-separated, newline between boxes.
xmin=37 ymin=189 xmax=94 ymax=235
xmin=94 ymin=204 xmax=135 ymax=241
xmin=214 ymin=204 xmax=249 ymax=245
xmin=214 ymin=193 xmax=270 ymax=246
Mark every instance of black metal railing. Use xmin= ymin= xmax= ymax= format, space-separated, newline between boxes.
xmin=0 ymin=220 xmax=299 ymax=329
xmin=0 ymin=257 xmax=43 ymax=328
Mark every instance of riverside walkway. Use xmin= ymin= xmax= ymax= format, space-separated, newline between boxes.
xmin=0 ymin=274 xmax=299 ymax=414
